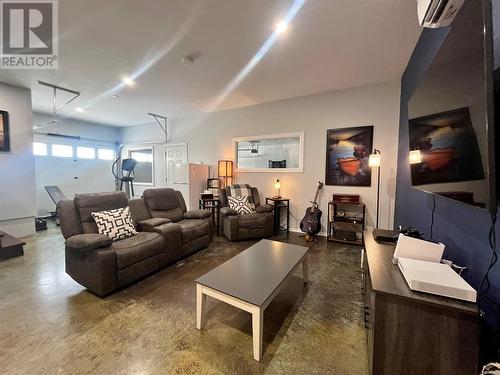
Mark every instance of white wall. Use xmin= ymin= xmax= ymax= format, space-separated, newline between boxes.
xmin=121 ymin=81 xmax=401 ymax=233
xmin=0 ymin=83 xmax=36 ymax=237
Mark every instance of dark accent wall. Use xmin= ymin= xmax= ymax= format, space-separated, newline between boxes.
xmin=395 ymin=28 xmax=500 ymax=330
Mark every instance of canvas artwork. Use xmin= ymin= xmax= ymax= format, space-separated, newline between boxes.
xmin=325 ymin=126 xmax=373 ymax=186
xmin=0 ymin=111 xmax=10 ymax=152
xmin=409 ymin=107 xmax=484 ymax=186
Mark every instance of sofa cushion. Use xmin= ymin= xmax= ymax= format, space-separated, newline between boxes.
xmin=75 ymin=192 xmax=128 ymax=234
xmin=183 ymin=210 xmax=212 ymax=219
xmin=65 ymin=234 xmax=113 ymax=252
xmin=238 ymin=212 xmax=268 ymax=229
xmin=112 ymin=232 xmax=164 ymax=269
xmin=177 ymin=219 xmax=210 ymax=243
xmin=143 ymin=188 xmax=181 ymax=211
xmin=138 ymin=218 xmax=171 ymax=228
xmin=129 ymin=198 xmax=151 ymax=224
xmin=91 ymin=206 xmax=138 ymax=241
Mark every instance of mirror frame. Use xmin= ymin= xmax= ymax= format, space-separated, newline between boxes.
xmin=233 ymin=132 xmax=304 ymax=173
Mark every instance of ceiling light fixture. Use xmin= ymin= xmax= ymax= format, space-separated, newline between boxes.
xmin=275 ymin=21 xmax=288 ymax=34
xmin=122 ymin=77 xmax=134 ymax=86
xmin=76 ymin=107 xmax=84 ymax=113
xmin=112 ymin=94 xmax=119 ymax=99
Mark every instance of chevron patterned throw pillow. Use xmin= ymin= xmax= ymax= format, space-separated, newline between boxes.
xmin=228 ymin=195 xmax=254 ymax=215
xmin=91 ymin=206 xmax=138 ymax=241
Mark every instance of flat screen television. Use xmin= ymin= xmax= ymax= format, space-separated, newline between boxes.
xmin=408 ymin=0 xmax=497 ymax=212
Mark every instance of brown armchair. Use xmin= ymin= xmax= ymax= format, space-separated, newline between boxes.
xmin=219 ymin=185 xmax=274 ymax=241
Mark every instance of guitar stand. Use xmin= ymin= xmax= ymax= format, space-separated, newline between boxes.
xmin=300 ymin=234 xmax=319 ymax=243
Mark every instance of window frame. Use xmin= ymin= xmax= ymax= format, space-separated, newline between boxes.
xmin=128 ymin=147 xmax=155 ymax=185
xmin=51 ymin=143 xmax=74 ymax=158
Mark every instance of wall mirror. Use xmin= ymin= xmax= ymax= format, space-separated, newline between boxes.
xmin=233 ymin=132 xmax=304 ymax=172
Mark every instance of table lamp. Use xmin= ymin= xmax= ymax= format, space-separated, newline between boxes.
xmin=274 ymin=179 xmax=281 ymax=199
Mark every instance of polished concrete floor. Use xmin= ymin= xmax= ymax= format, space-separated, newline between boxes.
xmin=0 ymin=224 xmax=368 ymax=375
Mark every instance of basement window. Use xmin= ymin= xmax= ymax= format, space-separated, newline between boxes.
xmin=33 ymin=142 xmax=47 ymax=156
xmin=98 ymin=148 xmax=115 ymax=161
xmin=77 ymin=146 xmax=95 ymax=159
xmin=52 ymin=144 xmax=73 ymax=158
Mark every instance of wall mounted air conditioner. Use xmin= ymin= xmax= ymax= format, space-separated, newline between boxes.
xmin=417 ymin=0 xmax=464 ymax=28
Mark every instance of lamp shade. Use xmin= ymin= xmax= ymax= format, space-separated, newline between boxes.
xmin=218 ymin=160 xmax=233 ymax=177
xmin=274 ymin=179 xmax=281 ymax=189
xmin=368 ymin=153 xmax=381 ymax=167
xmin=409 ymin=150 xmax=422 ymax=164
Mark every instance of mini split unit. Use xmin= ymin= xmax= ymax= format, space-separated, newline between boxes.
xmin=417 ymin=0 xmax=464 ymax=28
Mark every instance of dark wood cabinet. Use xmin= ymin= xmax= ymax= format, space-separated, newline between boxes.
xmin=362 ymin=230 xmax=479 ymax=375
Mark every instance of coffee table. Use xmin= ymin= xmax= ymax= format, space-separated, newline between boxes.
xmin=195 ymin=239 xmax=309 ymax=361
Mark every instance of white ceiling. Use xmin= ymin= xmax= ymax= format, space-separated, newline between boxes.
xmin=0 ymin=0 xmax=422 ymax=127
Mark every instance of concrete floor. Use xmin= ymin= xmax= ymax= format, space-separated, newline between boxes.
xmin=0 ymin=224 xmax=368 ymax=375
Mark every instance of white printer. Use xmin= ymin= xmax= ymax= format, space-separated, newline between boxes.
xmin=394 ymin=234 xmax=477 ymax=303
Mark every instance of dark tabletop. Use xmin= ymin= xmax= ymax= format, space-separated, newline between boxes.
xmin=196 ymin=239 xmax=309 ymax=307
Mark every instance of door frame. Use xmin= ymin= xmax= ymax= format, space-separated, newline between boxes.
xmin=165 ymin=142 xmax=188 ymax=186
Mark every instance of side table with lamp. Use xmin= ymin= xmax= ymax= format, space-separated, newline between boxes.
xmin=265 ymin=179 xmax=290 ymax=235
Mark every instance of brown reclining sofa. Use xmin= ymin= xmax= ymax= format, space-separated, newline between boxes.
xmin=57 ymin=188 xmax=212 ymax=296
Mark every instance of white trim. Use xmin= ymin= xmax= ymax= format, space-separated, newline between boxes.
xmin=233 ymin=132 xmax=304 ymax=173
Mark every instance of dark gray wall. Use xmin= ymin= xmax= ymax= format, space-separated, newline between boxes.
xmin=395 ymin=28 xmax=500 ymax=329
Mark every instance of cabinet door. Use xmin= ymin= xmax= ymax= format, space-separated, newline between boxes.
xmin=364 ymin=258 xmax=375 ymax=374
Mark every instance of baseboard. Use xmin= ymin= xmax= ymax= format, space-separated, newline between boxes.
xmin=0 ymin=217 xmax=35 ymax=238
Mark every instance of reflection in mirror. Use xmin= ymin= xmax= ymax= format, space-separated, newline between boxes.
xmin=234 ymin=133 xmax=304 ymax=172
xmin=408 ymin=0 xmax=495 ymax=211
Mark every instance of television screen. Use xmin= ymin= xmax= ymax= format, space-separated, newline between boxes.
xmin=408 ymin=0 xmax=496 ymax=212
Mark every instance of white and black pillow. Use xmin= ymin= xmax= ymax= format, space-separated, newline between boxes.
xmin=228 ymin=195 xmax=254 ymax=215
xmin=91 ymin=206 xmax=137 ymax=241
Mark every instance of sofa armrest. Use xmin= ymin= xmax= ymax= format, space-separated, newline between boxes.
xmin=65 ymin=234 xmax=112 ymax=252
xmin=138 ymin=218 xmax=171 ymax=228
xmin=220 ymin=207 xmax=238 ymax=216
xmin=184 ymin=210 xmax=212 ymax=219
xmin=255 ymin=204 xmax=273 ymax=213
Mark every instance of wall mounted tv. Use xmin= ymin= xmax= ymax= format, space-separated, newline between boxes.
xmin=408 ymin=0 xmax=497 ymax=212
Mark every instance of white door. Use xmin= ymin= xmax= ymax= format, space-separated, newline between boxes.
xmin=165 ymin=143 xmax=188 ymax=189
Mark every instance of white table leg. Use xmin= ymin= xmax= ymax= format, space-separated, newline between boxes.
xmin=303 ymin=254 xmax=309 ymax=284
xmin=252 ymin=307 xmax=263 ymax=361
xmin=196 ymin=284 xmax=206 ymax=330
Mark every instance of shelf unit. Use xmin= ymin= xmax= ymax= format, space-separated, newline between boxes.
xmin=327 ymin=201 xmax=365 ymax=246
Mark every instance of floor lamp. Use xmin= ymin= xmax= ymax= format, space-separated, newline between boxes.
xmin=368 ymin=149 xmax=381 ymax=229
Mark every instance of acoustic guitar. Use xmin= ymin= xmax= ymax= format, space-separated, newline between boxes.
xmin=300 ymin=182 xmax=324 ymax=242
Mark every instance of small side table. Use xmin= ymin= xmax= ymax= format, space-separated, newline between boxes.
xmin=265 ymin=197 xmax=290 ymax=235
xmin=199 ymin=198 xmax=221 ymax=236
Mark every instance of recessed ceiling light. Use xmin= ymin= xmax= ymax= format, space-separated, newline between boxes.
xmin=76 ymin=107 xmax=84 ymax=113
xmin=122 ymin=77 xmax=134 ymax=86
xmin=112 ymin=94 xmax=119 ymax=99
xmin=275 ymin=21 xmax=288 ymax=34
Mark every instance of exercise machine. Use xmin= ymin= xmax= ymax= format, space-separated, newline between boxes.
xmin=112 ymin=157 xmax=137 ymax=198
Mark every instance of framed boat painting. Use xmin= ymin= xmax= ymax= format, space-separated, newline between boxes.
xmin=0 ymin=111 xmax=10 ymax=153
xmin=409 ymin=107 xmax=484 ymax=186
xmin=325 ymin=126 xmax=373 ymax=186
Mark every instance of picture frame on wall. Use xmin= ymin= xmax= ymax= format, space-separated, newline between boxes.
xmin=0 ymin=111 xmax=10 ymax=153
xmin=325 ymin=126 xmax=374 ymax=186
